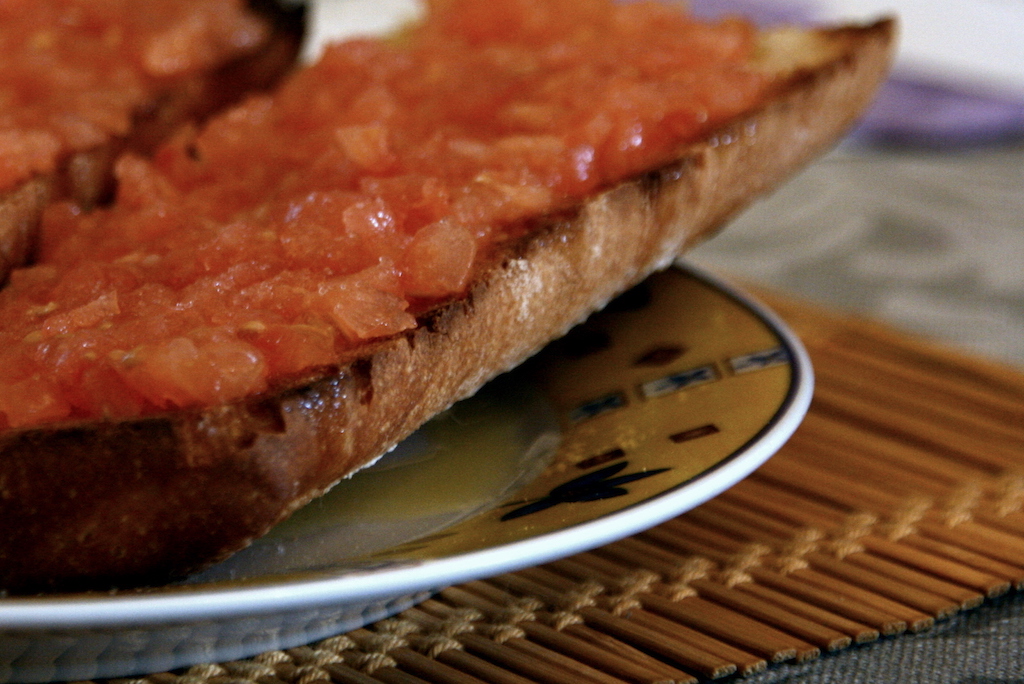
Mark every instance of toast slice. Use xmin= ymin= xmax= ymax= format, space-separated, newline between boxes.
xmin=0 ymin=0 xmax=302 ymax=285
xmin=0 ymin=12 xmax=895 ymax=594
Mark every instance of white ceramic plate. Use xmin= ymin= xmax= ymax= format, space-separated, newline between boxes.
xmin=0 ymin=263 xmax=812 ymax=683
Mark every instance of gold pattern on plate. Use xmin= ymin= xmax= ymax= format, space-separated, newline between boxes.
xmin=365 ymin=267 xmax=797 ymax=560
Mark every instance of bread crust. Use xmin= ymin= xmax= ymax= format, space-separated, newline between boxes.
xmin=0 ymin=20 xmax=895 ymax=594
xmin=0 ymin=178 xmax=50 ymax=287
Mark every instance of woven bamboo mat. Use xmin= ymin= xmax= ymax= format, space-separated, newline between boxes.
xmin=100 ymin=292 xmax=1024 ymax=684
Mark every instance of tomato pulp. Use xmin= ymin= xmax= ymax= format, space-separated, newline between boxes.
xmin=0 ymin=0 xmax=773 ymax=428
xmin=0 ymin=0 xmax=268 ymax=193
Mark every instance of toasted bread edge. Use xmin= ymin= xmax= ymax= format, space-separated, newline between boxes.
xmin=0 ymin=19 xmax=895 ymax=594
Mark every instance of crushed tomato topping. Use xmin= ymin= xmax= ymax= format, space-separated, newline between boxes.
xmin=0 ymin=0 xmax=774 ymax=429
xmin=0 ymin=0 xmax=268 ymax=192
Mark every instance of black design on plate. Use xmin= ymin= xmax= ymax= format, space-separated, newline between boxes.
xmin=577 ymin=447 xmax=627 ymax=469
xmin=569 ymin=392 xmax=628 ymax=423
xmin=639 ymin=364 xmax=717 ymax=399
xmin=634 ymin=345 xmax=687 ymax=367
xmin=729 ymin=347 xmax=789 ymax=374
xmin=669 ymin=423 xmax=720 ymax=443
xmin=500 ymin=461 xmax=670 ymax=521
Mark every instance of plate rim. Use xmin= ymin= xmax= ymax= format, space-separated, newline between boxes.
xmin=0 ymin=261 xmax=813 ymax=630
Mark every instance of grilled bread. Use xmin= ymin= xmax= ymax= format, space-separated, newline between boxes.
xmin=0 ymin=8 xmax=895 ymax=593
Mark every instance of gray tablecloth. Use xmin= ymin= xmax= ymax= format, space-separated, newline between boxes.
xmin=689 ymin=142 xmax=1024 ymax=681
xmin=734 ymin=592 xmax=1024 ymax=683
xmin=691 ymin=143 xmax=1024 ymax=368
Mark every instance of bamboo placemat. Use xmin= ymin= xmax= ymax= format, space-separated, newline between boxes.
xmin=98 ymin=292 xmax=1024 ymax=684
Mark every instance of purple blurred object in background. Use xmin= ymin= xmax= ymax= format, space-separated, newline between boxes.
xmin=686 ymin=0 xmax=817 ymax=25
xmin=852 ymin=77 xmax=1024 ymax=147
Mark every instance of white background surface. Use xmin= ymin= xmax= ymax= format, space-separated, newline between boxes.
xmin=813 ymin=0 xmax=1024 ymax=98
